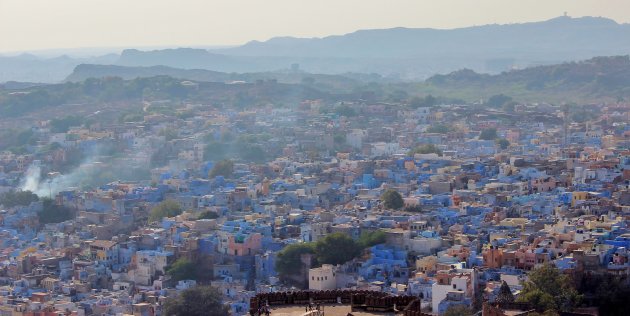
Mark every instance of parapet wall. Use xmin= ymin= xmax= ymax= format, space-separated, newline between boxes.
xmin=250 ymin=290 xmax=430 ymax=315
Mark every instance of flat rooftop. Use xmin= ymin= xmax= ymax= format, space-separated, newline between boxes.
xmin=269 ymin=304 xmax=395 ymax=316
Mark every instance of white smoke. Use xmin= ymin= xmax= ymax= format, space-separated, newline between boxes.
xmin=19 ymin=144 xmax=151 ymax=197
xmin=21 ymin=164 xmax=42 ymax=193
xmin=20 ymin=150 xmax=101 ymax=197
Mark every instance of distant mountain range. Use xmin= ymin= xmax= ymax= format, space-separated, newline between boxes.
xmin=3 ymin=56 xmax=630 ymax=121
xmin=2 ymin=16 xmax=630 ymax=83
xmin=418 ymin=55 xmax=630 ymax=102
xmin=65 ymin=55 xmax=630 ymax=102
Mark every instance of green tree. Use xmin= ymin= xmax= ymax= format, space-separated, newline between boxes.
xmin=516 ymin=264 xmax=581 ymax=312
xmin=496 ymin=138 xmax=510 ymax=149
xmin=197 ymin=210 xmax=219 ymax=220
xmin=166 ymin=258 xmax=198 ymax=282
xmin=315 ymin=233 xmax=361 ymax=265
xmin=50 ymin=116 xmax=84 ymax=133
xmin=381 ymin=189 xmax=404 ymax=210
xmin=443 ymin=305 xmax=474 ymax=316
xmin=235 ymin=142 xmax=266 ymax=163
xmin=334 ymin=104 xmax=357 ymax=117
xmin=502 ymin=101 xmax=518 ymax=113
xmin=403 ymin=204 xmax=423 ymax=213
xmin=209 ymin=160 xmax=234 ymax=178
xmin=410 ymin=95 xmax=436 ymax=108
xmin=579 ymin=274 xmax=630 ymax=316
xmin=203 ymin=142 xmax=228 ymax=161
xmin=357 ymin=230 xmax=386 ymax=248
xmin=409 ymin=144 xmax=442 ymax=156
xmin=495 ymin=281 xmax=515 ymax=305
xmin=0 ymin=190 xmax=39 ymax=208
xmin=38 ymin=198 xmax=74 ymax=224
xmin=486 ymin=94 xmax=512 ymax=108
xmin=276 ymin=243 xmax=316 ymax=278
xmin=149 ymin=200 xmax=183 ymax=222
xmin=479 ymin=128 xmax=498 ymax=140
xmin=162 ymin=286 xmax=229 ymax=316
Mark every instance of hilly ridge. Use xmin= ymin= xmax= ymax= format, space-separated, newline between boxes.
xmin=421 ymin=55 xmax=630 ymax=101
xmin=2 ymin=16 xmax=630 ymax=83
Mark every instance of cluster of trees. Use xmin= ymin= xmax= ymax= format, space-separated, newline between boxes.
xmin=479 ymin=128 xmax=498 ymax=140
xmin=577 ymin=273 xmax=630 ymax=315
xmin=516 ymin=264 xmax=581 ymax=314
xmin=334 ymin=104 xmax=357 ymax=117
xmin=0 ymin=190 xmax=39 ymax=208
xmin=408 ymin=144 xmax=442 ymax=156
xmin=496 ymin=138 xmax=510 ymax=149
xmin=38 ymin=198 xmax=74 ymax=224
xmin=50 ymin=116 xmax=85 ymax=133
xmin=0 ymin=76 xmax=195 ymax=118
xmin=478 ymin=127 xmax=510 ymax=149
xmin=0 ymin=128 xmax=38 ymax=154
xmin=203 ymin=134 xmax=267 ymax=164
xmin=165 ymin=258 xmax=201 ymax=282
xmin=197 ymin=210 xmax=219 ymax=220
xmin=275 ymin=231 xmax=386 ymax=279
xmin=409 ymin=95 xmax=436 ymax=108
xmin=0 ymin=191 xmax=74 ymax=224
xmin=149 ymin=200 xmax=183 ymax=222
xmin=381 ymin=189 xmax=404 ymax=210
xmin=165 ymin=257 xmax=212 ymax=282
xmin=209 ymin=159 xmax=234 ymax=178
xmin=486 ymin=94 xmax=513 ymax=108
xmin=162 ymin=286 xmax=229 ymax=316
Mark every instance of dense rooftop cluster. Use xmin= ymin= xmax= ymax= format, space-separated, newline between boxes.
xmin=0 ymin=97 xmax=629 ymax=315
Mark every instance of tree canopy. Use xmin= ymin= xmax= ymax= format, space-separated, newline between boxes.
xmin=409 ymin=144 xmax=442 ymax=156
xmin=357 ymin=230 xmax=386 ymax=248
xmin=276 ymin=231 xmax=382 ymax=280
xmin=516 ymin=264 xmax=581 ymax=313
xmin=479 ymin=128 xmax=498 ymax=140
xmin=149 ymin=200 xmax=183 ymax=222
xmin=409 ymin=95 xmax=436 ymax=108
xmin=315 ymin=233 xmax=362 ymax=265
xmin=166 ymin=258 xmax=198 ymax=282
xmin=486 ymin=94 xmax=513 ymax=108
xmin=162 ymin=286 xmax=229 ymax=316
xmin=495 ymin=281 xmax=515 ymax=305
xmin=38 ymin=198 xmax=74 ymax=224
xmin=381 ymin=189 xmax=404 ymax=210
xmin=496 ymin=138 xmax=510 ymax=149
xmin=50 ymin=116 xmax=84 ymax=133
xmin=197 ymin=210 xmax=219 ymax=220
xmin=275 ymin=243 xmax=316 ymax=277
xmin=0 ymin=190 xmax=39 ymax=208
xmin=209 ymin=159 xmax=234 ymax=178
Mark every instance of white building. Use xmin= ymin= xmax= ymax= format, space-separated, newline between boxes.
xmin=309 ymin=264 xmax=337 ymax=291
xmin=430 ymin=269 xmax=477 ymax=314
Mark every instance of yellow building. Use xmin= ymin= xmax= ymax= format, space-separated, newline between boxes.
xmin=572 ymin=191 xmax=588 ymax=207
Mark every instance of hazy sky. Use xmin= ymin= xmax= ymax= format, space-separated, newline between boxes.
xmin=1 ymin=0 xmax=629 ymax=53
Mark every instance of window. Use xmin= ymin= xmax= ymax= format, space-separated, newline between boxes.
xmin=453 ymin=284 xmax=456 ymax=289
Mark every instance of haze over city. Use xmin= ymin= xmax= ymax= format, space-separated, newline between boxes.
xmin=1 ymin=2 xmax=630 ymax=316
